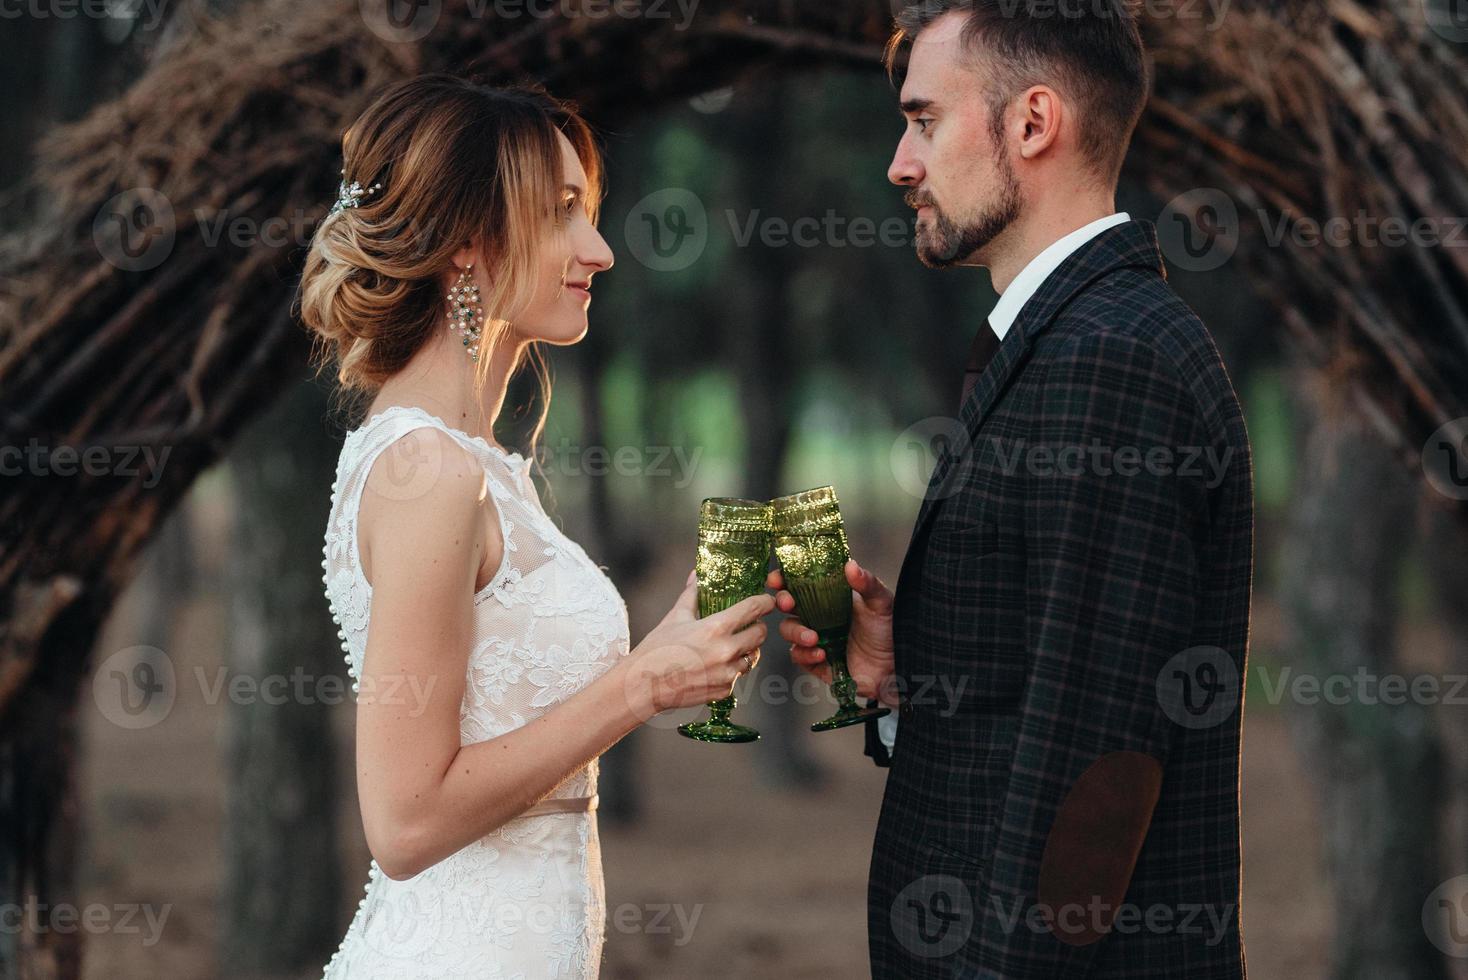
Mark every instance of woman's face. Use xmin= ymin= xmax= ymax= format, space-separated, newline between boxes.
xmin=509 ymin=130 xmax=614 ymax=345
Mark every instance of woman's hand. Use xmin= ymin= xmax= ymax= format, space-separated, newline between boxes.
xmin=622 ymin=570 xmax=775 ymax=716
xmin=769 ymin=558 xmax=897 ymax=705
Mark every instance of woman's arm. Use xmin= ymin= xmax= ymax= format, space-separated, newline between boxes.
xmin=354 ymin=428 xmax=770 ymax=880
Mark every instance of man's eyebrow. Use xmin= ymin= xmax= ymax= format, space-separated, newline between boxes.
xmin=899 ymin=97 xmax=934 ymax=116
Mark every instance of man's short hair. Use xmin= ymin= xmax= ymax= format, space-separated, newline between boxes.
xmin=885 ymin=0 xmax=1150 ymax=182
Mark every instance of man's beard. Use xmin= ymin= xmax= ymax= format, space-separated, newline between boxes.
xmin=910 ymin=159 xmax=1021 ymax=269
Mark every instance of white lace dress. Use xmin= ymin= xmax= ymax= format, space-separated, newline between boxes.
xmin=317 ymin=405 xmax=631 ymax=979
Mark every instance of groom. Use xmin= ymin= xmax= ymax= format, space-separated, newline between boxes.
xmin=772 ymin=2 xmax=1251 ymax=977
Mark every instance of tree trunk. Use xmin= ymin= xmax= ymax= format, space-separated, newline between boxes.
xmin=220 ymin=378 xmax=343 ymax=976
xmin=1279 ymin=377 xmax=1448 ymax=979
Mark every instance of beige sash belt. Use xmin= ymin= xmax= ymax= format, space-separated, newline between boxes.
xmin=516 ymin=793 xmax=598 ymax=818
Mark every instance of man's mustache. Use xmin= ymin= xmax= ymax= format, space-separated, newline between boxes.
xmin=904 ymin=190 xmax=938 ymax=212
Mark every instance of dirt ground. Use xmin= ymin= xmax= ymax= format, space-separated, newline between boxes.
xmin=75 ymin=527 xmax=1329 ymax=979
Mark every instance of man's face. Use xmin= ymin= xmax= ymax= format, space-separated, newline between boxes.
xmin=888 ymin=11 xmax=1022 ymax=269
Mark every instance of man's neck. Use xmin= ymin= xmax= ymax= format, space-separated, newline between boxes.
xmin=986 ymin=192 xmax=1118 ymax=294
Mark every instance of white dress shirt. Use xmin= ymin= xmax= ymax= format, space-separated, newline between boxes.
xmin=877 ymin=211 xmax=1132 ymax=753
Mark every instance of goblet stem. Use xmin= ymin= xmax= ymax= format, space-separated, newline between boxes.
xmin=810 ymin=625 xmax=890 ymax=732
xmin=705 ymin=694 xmax=737 ymax=724
xmin=817 ymin=626 xmax=859 ymax=712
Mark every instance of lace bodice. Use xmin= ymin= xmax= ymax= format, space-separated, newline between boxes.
xmin=318 ymin=404 xmax=630 ymax=978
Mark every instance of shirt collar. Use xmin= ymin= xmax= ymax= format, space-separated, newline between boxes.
xmin=987 ymin=212 xmax=1131 ymax=340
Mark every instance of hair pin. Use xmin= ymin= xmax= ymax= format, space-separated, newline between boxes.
xmin=328 ymin=167 xmax=382 ymax=216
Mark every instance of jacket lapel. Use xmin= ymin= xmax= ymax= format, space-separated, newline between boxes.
xmin=896 ymin=220 xmax=1168 ymax=604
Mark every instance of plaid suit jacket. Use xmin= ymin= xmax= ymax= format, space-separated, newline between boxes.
xmin=866 ymin=220 xmax=1251 ymax=979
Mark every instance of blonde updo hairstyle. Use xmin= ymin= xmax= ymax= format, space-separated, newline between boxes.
xmin=297 ymin=73 xmax=604 ymax=449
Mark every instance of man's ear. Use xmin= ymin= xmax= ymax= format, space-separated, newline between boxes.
xmin=1017 ymin=85 xmax=1063 ymax=161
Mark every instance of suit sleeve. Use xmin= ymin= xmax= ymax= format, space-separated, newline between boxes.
xmin=863 ymin=698 xmax=892 ymax=767
xmin=973 ymin=330 xmax=1209 ymax=977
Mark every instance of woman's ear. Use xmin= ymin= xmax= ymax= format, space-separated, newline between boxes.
xmin=450 ymin=245 xmax=478 ymax=273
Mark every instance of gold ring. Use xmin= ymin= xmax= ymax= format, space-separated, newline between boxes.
xmin=740 ymin=652 xmax=754 ymax=674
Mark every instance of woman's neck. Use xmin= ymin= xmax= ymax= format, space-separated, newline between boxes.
xmin=371 ymin=327 xmax=527 ymax=451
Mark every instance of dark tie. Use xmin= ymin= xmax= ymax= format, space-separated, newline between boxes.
xmin=959 ymin=321 xmax=1003 ymax=409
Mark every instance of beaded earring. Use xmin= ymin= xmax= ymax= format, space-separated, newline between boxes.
xmin=447 ymin=265 xmax=484 ymax=361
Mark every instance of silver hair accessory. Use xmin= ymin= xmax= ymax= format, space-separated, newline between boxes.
xmin=447 ymin=265 xmax=484 ymax=362
xmin=328 ymin=168 xmax=382 ymax=216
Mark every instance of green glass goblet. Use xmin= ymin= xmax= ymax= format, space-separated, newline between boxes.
xmin=676 ymin=497 xmax=773 ymax=744
xmin=771 ymin=485 xmax=891 ymax=732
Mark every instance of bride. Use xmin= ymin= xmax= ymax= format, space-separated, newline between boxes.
xmin=298 ymin=74 xmax=773 ymax=978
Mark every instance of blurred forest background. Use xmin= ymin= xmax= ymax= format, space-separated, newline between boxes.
xmin=3 ymin=1 xmax=1468 ymax=978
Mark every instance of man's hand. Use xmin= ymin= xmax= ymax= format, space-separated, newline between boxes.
xmin=768 ymin=558 xmax=897 ymax=706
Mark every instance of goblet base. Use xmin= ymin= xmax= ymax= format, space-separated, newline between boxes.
xmin=811 ymin=703 xmax=891 ymax=732
xmin=677 ymin=719 xmax=761 ymax=742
